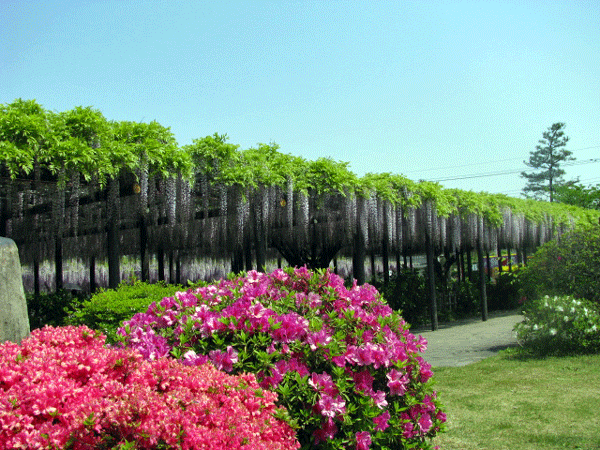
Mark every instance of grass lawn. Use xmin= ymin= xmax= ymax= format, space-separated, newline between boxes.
xmin=429 ymin=349 xmax=600 ymax=450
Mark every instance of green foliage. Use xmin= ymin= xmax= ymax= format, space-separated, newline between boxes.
xmin=375 ymin=269 xmax=430 ymax=327
xmin=514 ymin=295 xmax=600 ymax=355
xmin=66 ymin=281 xmax=187 ymax=343
xmin=299 ymin=157 xmax=357 ymax=196
xmin=3 ymin=99 xmax=600 ymax=239
xmin=0 ymin=98 xmax=52 ymax=178
xmin=553 ymin=182 xmax=600 ymax=209
xmin=518 ymin=224 xmax=600 ymax=306
xmin=521 ymin=122 xmax=573 ymax=202
xmin=447 ymin=278 xmax=480 ymax=318
xmin=26 ymin=290 xmax=86 ymax=330
xmin=240 ymin=143 xmax=305 ymax=188
xmin=183 ymin=133 xmax=241 ymax=183
xmin=486 ymin=271 xmax=523 ymax=311
xmin=0 ymin=99 xmax=191 ymax=187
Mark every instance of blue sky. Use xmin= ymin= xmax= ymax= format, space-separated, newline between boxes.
xmin=2 ymin=0 xmax=599 ymax=196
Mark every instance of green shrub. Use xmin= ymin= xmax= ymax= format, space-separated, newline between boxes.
xmin=27 ymin=290 xmax=86 ymax=330
xmin=514 ymin=295 xmax=600 ymax=355
xmin=374 ymin=269 xmax=430 ymax=326
xmin=374 ymin=269 xmax=488 ymax=326
xmin=519 ymin=224 xmax=600 ymax=305
xmin=487 ymin=271 xmax=523 ymax=311
xmin=66 ymin=280 xmax=192 ymax=343
xmin=447 ymin=278 xmax=480 ymax=318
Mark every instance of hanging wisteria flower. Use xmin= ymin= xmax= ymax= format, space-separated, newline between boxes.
xmin=118 ymin=267 xmax=446 ymax=449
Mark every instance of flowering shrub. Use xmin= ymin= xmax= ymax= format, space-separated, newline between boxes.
xmin=518 ymin=224 xmax=600 ymax=306
xmin=515 ymin=295 xmax=600 ymax=355
xmin=0 ymin=325 xmax=299 ymax=450
xmin=118 ymin=267 xmax=447 ymax=450
xmin=66 ymin=280 xmax=190 ymax=343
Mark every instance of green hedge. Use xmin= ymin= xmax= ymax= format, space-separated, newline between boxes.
xmin=66 ymin=281 xmax=193 ymax=343
xmin=519 ymin=224 xmax=600 ymax=306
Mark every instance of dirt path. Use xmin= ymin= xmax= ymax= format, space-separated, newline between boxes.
xmin=411 ymin=310 xmax=524 ymax=367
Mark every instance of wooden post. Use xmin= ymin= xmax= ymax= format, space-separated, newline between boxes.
xmin=139 ymin=216 xmax=149 ymax=282
xmin=477 ymin=240 xmax=489 ymax=322
xmin=425 ymin=232 xmax=438 ymax=331
xmin=176 ymin=253 xmax=181 ymax=285
xmin=244 ymin=237 xmax=253 ymax=271
xmin=256 ymin=235 xmax=266 ymax=272
xmin=382 ymin=237 xmax=390 ymax=286
xmin=107 ymin=179 xmax=120 ymax=289
xmin=497 ymin=246 xmax=503 ymax=275
xmin=466 ymin=249 xmax=473 ymax=281
xmin=232 ymin=246 xmax=244 ymax=274
xmin=107 ymin=221 xmax=120 ymax=289
xmin=157 ymin=247 xmax=165 ymax=281
xmin=55 ymin=236 xmax=63 ymax=291
xmin=370 ymin=249 xmax=376 ymax=281
xmin=89 ymin=256 xmax=96 ymax=293
xmin=353 ymin=228 xmax=366 ymax=285
xmin=33 ymin=258 xmax=40 ymax=298
xmin=169 ymin=251 xmax=175 ymax=284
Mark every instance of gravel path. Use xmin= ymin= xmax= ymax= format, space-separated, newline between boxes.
xmin=411 ymin=310 xmax=524 ymax=367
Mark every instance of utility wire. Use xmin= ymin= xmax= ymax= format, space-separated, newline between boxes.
xmin=405 ymin=144 xmax=600 ymax=176
xmin=426 ymin=158 xmax=600 ymax=182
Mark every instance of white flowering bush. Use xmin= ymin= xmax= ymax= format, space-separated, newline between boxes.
xmin=515 ymin=295 xmax=600 ymax=355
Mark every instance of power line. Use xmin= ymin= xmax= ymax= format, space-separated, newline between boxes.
xmin=426 ymin=158 xmax=600 ymax=183
xmin=404 ymin=144 xmax=600 ymax=175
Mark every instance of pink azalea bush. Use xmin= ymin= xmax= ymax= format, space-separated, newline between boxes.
xmin=118 ymin=267 xmax=447 ymax=449
xmin=0 ymin=325 xmax=299 ymax=450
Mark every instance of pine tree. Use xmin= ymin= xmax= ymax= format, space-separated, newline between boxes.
xmin=521 ymin=122 xmax=572 ymax=202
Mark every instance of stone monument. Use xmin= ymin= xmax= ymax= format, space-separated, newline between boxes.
xmin=0 ymin=237 xmax=30 ymax=344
